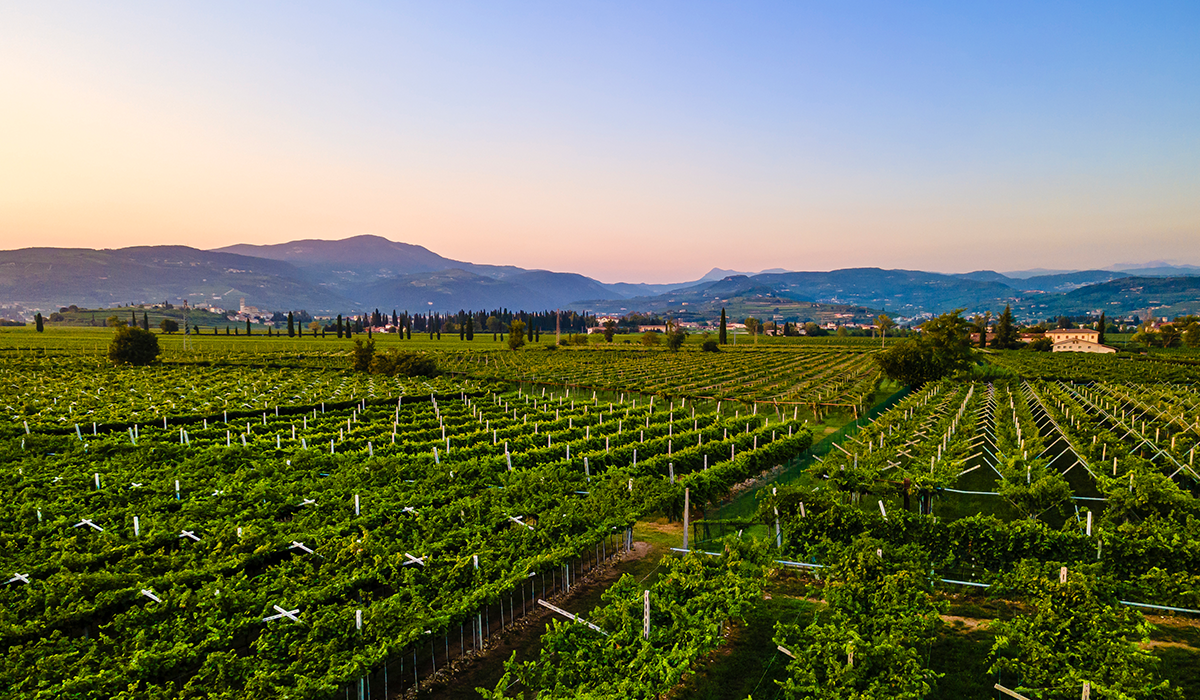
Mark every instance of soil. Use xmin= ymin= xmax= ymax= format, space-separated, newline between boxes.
xmin=413 ymin=541 xmax=653 ymax=699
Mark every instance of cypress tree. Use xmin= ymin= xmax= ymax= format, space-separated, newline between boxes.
xmin=527 ymin=317 xmax=534 ymax=342
xmin=466 ymin=316 xmax=474 ymax=341
xmin=459 ymin=319 xmax=465 ymax=341
xmin=1098 ymin=312 xmax=1107 ymax=345
xmin=246 ymin=319 xmax=252 ymax=336
xmin=287 ymin=312 xmax=295 ymax=337
xmin=35 ymin=312 xmax=44 ymax=332
xmin=131 ymin=310 xmax=137 ymax=327
xmin=719 ymin=308 xmax=728 ymax=345
xmin=991 ymin=305 xmax=1017 ymax=349
xmin=337 ymin=315 xmax=344 ymax=338
xmin=406 ymin=325 xmax=411 ymax=340
xmin=142 ymin=312 xmax=150 ymax=331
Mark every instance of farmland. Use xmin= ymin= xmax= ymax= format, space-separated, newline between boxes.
xmin=4 ymin=327 xmax=1200 ymax=699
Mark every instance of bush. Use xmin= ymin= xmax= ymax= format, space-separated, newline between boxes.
xmin=1026 ymin=336 xmax=1053 ymax=352
xmin=351 ymin=339 xmax=375 ymax=371
xmin=159 ymin=318 xmax=179 ymax=334
xmin=108 ymin=326 xmax=161 ymax=365
xmin=641 ymin=331 xmax=661 ymax=347
xmin=370 ymin=348 xmax=437 ymax=377
xmin=701 ymin=338 xmax=720 ymax=352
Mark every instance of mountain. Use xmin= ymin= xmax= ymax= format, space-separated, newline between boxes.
xmin=1026 ymin=276 xmax=1200 ymax=318
xmin=0 ymin=246 xmax=352 ymax=311
xmin=358 ymin=269 xmax=557 ymax=312
xmin=569 ymin=268 xmax=1024 ymax=320
xmin=1001 ymin=267 xmax=1080 ymax=279
xmin=1107 ymin=261 xmax=1200 ymax=274
xmin=1011 ymin=270 xmax=1131 ymax=293
xmin=5 ymin=236 xmax=1199 ymax=321
xmin=952 ymin=270 xmax=1014 ymax=284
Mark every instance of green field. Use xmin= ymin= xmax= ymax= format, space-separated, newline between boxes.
xmin=2 ymin=327 xmax=1199 ymax=699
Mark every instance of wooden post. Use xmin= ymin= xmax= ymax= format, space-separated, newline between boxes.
xmin=1082 ymin=681 xmax=1090 ymax=700
xmin=683 ymin=488 xmax=690 ymax=551
xmin=643 ymin=590 xmax=650 ymax=640
xmin=1060 ymin=566 xmax=1068 ymax=584
xmin=994 ymin=684 xmax=1034 ymax=700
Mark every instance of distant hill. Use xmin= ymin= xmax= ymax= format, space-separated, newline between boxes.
xmin=2 ymin=236 xmax=1198 ymax=321
xmin=1011 ymin=270 xmax=1130 ymax=293
xmin=0 ymin=246 xmax=351 ymax=311
xmin=1036 ymin=276 xmax=1200 ymax=318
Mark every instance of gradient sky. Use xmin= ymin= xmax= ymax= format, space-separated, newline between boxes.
xmin=1 ymin=2 xmax=1198 ymax=282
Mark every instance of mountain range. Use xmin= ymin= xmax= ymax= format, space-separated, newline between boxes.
xmin=1 ymin=235 xmax=1198 ymax=322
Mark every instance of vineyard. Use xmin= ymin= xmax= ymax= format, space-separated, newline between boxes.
xmin=439 ymin=346 xmax=883 ymax=414
xmin=4 ymin=328 xmax=1200 ymax=699
xmin=0 ymin=337 xmax=815 ymax=699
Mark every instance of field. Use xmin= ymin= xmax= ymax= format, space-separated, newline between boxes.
xmin=3 ymin=326 xmax=1200 ymax=699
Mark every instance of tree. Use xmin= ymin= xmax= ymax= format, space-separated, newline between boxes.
xmin=34 ymin=313 xmax=43 ymax=332
xmin=666 ymin=328 xmax=686 ymax=352
xmin=108 ymin=326 xmax=161 ymax=365
xmin=107 ymin=315 xmax=126 ymax=328
xmin=875 ymin=314 xmax=895 ymax=348
xmin=744 ymin=317 xmax=760 ymax=343
xmin=719 ymin=308 xmax=728 ymax=345
xmin=245 ymin=319 xmax=252 ymax=336
xmin=1097 ymin=311 xmax=1107 ymax=346
xmin=507 ymin=320 xmax=526 ymax=351
xmin=287 ymin=312 xmax=295 ymax=337
xmin=159 ymin=319 xmax=179 ymax=334
xmin=875 ymin=310 xmax=974 ymax=387
xmin=803 ymin=322 xmax=827 ymax=337
xmin=641 ymin=331 xmax=661 ymax=347
xmin=308 ymin=320 xmax=321 ymax=334
xmin=142 ymin=312 xmax=150 ymax=331
xmin=351 ymin=338 xmax=375 ymax=372
xmin=466 ymin=316 xmax=474 ymax=341
xmin=835 ymin=326 xmax=848 ymax=338
xmin=1184 ymin=321 xmax=1200 ymax=348
xmin=1056 ymin=315 xmax=1074 ymax=329
xmin=131 ymin=310 xmax=137 ymax=327
xmin=990 ymin=305 xmax=1019 ymax=349
xmin=701 ymin=337 xmax=720 ymax=352
xmin=336 ymin=314 xmax=344 ymax=338
xmin=1159 ymin=323 xmax=1182 ymax=348
xmin=602 ymin=319 xmax=617 ymax=342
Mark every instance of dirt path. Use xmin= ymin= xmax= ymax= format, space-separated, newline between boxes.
xmin=416 ymin=541 xmax=654 ymax=699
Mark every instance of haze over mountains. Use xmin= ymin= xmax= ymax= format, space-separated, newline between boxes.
xmin=1 ymin=235 xmax=1198 ymax=321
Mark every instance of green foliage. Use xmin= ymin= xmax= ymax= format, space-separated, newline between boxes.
xmin=1026 ymin=336 xmax=1053 ymax=351
xmin=990 ymin=305 xmax=1020 ymax=349
xmin=666 ymin=330 xmax=686 ymax=352
xmin=484 ymin=542 xmax=767 ymax=699
xmin=508 ymin=320 xmax=526 ymax=350
xmin=875 ymin=311 xmax=974 ymax=386
xmin=701 ymin=338 xmax=720 ymax=353
xmin=350 ymin=338 xmax=375 ymax=371
xmin=107 ymin=325 xmax=161 ymax=365
xmin=641 ymin=331 xmax=661 ymax=347
xmin=159 ymin=318 xmax=179 ymax=334
xmin=774 ymin=538 xmax=944 ymax=699
xmin=989 ymin=563 xmax=1181 ymax=699
xmin=370 ymin=348 xmax=437 ymax=377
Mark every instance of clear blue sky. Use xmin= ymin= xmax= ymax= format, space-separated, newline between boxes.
xmin=1 ymin=2 xmax=1197 ymax=281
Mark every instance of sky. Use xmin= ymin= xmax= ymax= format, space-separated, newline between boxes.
xmin=1 ymin=2 xmax=1198 ymax=283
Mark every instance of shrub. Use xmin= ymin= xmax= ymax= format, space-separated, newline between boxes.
xmin=701 ymin=338 xmax=720 ymax=352
xmin=108 ymin=326 xmax=161 ymax=365
xmin=351 ymin=339 xmax=375 ymax=371
xmin=370 ymin=348 xmax=437 ymax=377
